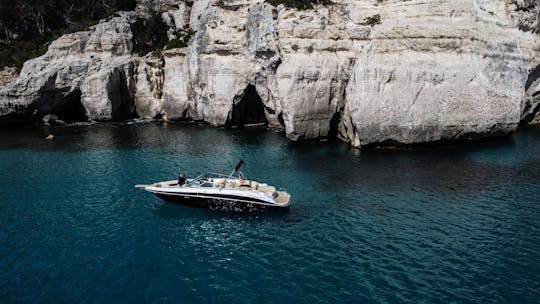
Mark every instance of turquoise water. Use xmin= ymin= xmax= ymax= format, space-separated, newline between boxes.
xmin=1 ymin=123 xmax=540 ymax=303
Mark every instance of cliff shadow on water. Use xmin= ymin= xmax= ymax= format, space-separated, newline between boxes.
xmin=226 ymin=84 xmax=268 ymax=128
xmin=2 ymin=123 xmax=540 ymax=202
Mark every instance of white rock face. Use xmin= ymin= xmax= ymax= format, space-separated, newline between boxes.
xmin=340 ymin=0 xmax=538 ymax=146
xmin=1 ymin=0 xmax=539 ymax=148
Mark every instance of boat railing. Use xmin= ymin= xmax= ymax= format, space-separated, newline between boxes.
xmin=191 ymin=171 xmax=245 ymax=182
xmin=207 ymin=172 xmax=242 ymax=178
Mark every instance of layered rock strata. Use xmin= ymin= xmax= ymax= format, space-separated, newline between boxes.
xmin=0 ymin=0 xmax=539 ymax=148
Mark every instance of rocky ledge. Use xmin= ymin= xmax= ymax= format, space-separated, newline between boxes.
xmin=1 ymin=0 xmax=539 ymax=148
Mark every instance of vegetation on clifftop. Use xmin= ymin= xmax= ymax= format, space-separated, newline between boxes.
xmin=265 ymin=0 xmax=333 ymax=10
xmin=132 ymin=14 xmax=194 ymax=56
xmin=166 ymin=29 xmax=195 ymax=50
xmin=131 ymin=14 xmax=169 ymax=56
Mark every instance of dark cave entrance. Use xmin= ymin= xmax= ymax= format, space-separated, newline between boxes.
xmin=227 ymin=84 xmax=268 ymax=128
xmin=33 ymin=87 xmax=88 ymax=122
xmin=56 ymin=89 xmax=88 ymax=122
xmin=328 ymin=111 xmax=341 ymax=139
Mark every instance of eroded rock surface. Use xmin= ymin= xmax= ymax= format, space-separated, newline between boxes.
xmin=1 ymin=0 xmax=539 ymax=147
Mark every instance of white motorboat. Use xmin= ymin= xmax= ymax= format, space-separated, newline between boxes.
xmin=135 ymin=161 xmax=291 ymax=211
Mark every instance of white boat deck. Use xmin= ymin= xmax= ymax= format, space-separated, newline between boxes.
xmin=137 ymin=177 xmax=290 ymax=206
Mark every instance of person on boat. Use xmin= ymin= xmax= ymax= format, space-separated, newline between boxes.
xmin=178 ymin=172 xmax=187 ymax=186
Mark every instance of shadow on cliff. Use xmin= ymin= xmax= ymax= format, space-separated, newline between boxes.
xmin=0 ymin=83 xmax=88 ymax=127
xmin=520 ymin=64 xmax=540 ymax=124
xmin=108 ymin=66 xmax=138 ymax=122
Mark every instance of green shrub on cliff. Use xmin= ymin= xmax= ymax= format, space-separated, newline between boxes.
xmin=366 ymin=14 xmax=381 ymax=26
xmin=131 ymin=15 xmax=170 ymax=56
xmin=166 ymin=29 xmax=195 ymax=50
xmin=265 ymin=0 xmax=333 ymax=10
xmin=132 ymin=14 xmax=195 ymax=55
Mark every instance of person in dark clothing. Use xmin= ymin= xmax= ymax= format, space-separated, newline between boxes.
xmin=178 ymin=172 xmax=187 ymax=186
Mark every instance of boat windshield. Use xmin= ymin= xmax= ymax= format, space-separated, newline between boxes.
xmin=185 ymin=179 xmax=214 ymax=188
xmin=193 ymin=171 xmax=245 ymax=181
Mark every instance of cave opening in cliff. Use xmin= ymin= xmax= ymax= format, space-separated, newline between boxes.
xmin=227 ymin=84 xmax=268 ymax=128
xmin=33 ymin=87 xmax=88 ymax=123
xmin=59 ymin=89 xmax=88 ymax=122
xmin=328 ymin=111 xmax=342 ymax=139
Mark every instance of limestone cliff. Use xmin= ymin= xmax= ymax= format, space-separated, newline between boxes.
xmin=1 ymin=0 xmax=539 ymax=148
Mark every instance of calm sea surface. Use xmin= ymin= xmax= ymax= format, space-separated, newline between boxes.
xmin=1 ymin=123 xmax=539 ymax=303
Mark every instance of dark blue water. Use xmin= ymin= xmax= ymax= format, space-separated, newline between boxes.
xmin=1 ymin=123 xmax=540 ymax=303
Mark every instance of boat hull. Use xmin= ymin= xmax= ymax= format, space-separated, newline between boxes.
xmin=153 ymin=192 xmax=289 ymax=212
